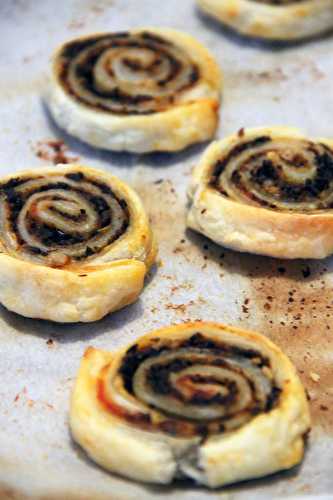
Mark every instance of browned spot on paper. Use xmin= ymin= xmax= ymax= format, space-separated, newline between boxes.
xmin=131 ymin=178 xmax=185 ymax=251
xmin=0 ymin=77 xmax=44 ymax=100
xmin=252 ymin=269 xmax=333 ymax=433
xmin=131 ymin=176 xmax=208 ymax=267
xmin=0 ymin=483 xmax=118 ymax=500
xmin=33 ymin=140 xmax=79 ymax=165
xmin=68 ymin=20 xmax=85 ymax=29
xmin=131 ymin=175 xmax=218 ymax=320
xmin=68 ymin=0 xmax=113 ymax=30
xmin=165 ymin=301 xmax=195 ymax=314
xmin=230 ymin=68 xmax=287 ymax=86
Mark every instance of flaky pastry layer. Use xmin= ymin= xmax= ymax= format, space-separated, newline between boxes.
xmin=70 ymin=322 xmax=310 ymax=487
xmin=46 ymin=28 xmax=222 ymax=153
xmin=0 ymin=164 xmax=156 ymax=322
xmin=187 ymin=126 xmax=333 ymax=259
xmin=197 ymin=0 xmax=333 ymax=40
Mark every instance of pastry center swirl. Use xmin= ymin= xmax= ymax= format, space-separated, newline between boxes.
xmin=0 ymin=172 xmax=129 ymax=265
xmin=58 ymin=31 xmax=200 ymax=115
xmin=211 ymin=136 xmax=333 ymax=212
xmin=112 ymin=333 xmax=280 ymax=436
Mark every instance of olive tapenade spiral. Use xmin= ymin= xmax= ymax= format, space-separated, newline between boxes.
xmin=47 ymin=29 xmax=222 ymax=153
xmin=57 ymin=31 xmax=200 ymax=115
xmin=0 ymin=165 xmax=156 ymax=322
xmin=211 ymin=136 xmax=333 ymax=212
xmin=70 ymin=322 xmax=310 ymax=487
xmin=0 ymin=170 xmax=130 ymax=265
xmin=102 ymin=330 xmax=279 ymax=437
xmin=187 ymin=127 xmax=333 ymax=259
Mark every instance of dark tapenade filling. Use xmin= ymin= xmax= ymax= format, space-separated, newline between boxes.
xmin=0 ymin=176 xmax=130 ymax=259
xmin=58 ymin=31 xmax=199 ymax=115
xmin=120 ymin=333 xmax=277 ymax=401
xmin=211 ymin=137 xmax=333 ymax=210
xmin=114 ymin=333 xmax=281 ymax=436
xmin=210 ymin=136 xmax=271 ymax=184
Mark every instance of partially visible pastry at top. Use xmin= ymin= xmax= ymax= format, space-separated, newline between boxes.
xmin=197 ymin=0 xmax=333 ymax=41
xmin=187 ymin=126 xmax=333 ymax=259
xmin=0 ymin=164 xmax=156 ymax=322
xmin=46 ymin=29 xmax=222 ymax=153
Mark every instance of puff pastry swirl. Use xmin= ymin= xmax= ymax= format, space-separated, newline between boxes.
xmin=197 ymin=0 xmax=333 ymax=41
xmin=0 ymin=164 xmax=156 ymax=322
xmin=46 ymin=29 xmax=222 ymax=153
xmin=70 ymin=322 xmax=310 ymax=487
xmin=187 ymin=126 xmax=333 ymax=259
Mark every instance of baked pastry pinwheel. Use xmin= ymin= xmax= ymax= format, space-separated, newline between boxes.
xmin=187 ymin=126 xmax=333 ymax=259
xmin=46 ymin=29 xmax=222 ymax=153
xmin=0 ymin=164 xmax=156 ymax=322
xmin=197 ymin=0 xmax=333 ymax=41
xmin=70 ymin=322 xmax=310 ymax=487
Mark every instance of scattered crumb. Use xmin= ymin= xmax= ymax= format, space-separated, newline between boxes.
xmin=165 ymin=301 xmax=195 ymax=314
xmin=68 ymin=20 xmax=85 ymax=30
xmin=33 ymin=140 xmax=79 ymax=165
xmin=302 ymin=266 xmax=311 ymax=279
xmin=173 ymin=246 xmax=183 ymax=254
xmin=310 ymin=372 xmax=321 ymax=383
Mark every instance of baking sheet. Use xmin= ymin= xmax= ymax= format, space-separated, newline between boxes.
xmin=0 ymin=0 xmax=333 ymax=498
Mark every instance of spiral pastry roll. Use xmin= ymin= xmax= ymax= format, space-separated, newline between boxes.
xmin=0 ymin=164 xmax=156 ymax=322
xmin=70 ymin=322 xmax=310 ymax=487
xmin=187 ymin=126 xmax=333 ymax=259
xmin=197 ymin=0 xmax=333 ymax=40
xmin=46 ymin=29 xmax=222 ymax=153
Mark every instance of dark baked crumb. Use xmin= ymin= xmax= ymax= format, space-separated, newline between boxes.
xmin=33 ymin=140 xmax=79 ymax=165
xmin=302 ymin=266 xmax=311 ymax=278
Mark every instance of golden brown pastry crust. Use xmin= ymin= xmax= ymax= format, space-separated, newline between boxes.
xmin=187 ymin=126 xmax=333 ymax=259
xmin=0 ymin=164 xmax=156 ymax=322
xmin=197 ymin=0 xmax=333 ymax=40
xmin=70 ymin=322 xmax=310 ymax=487
xmin=46 ymin=28 xmax=222 ymax=153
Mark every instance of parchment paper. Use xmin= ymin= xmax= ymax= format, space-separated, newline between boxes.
xmin=0 ymin=0 xmax=332 ymax=498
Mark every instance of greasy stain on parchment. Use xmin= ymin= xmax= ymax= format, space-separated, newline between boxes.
xmin=249 ymin=262 xmax=333 ymax=434
xmin=0 ymin=483 xmax=120 ymax=500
